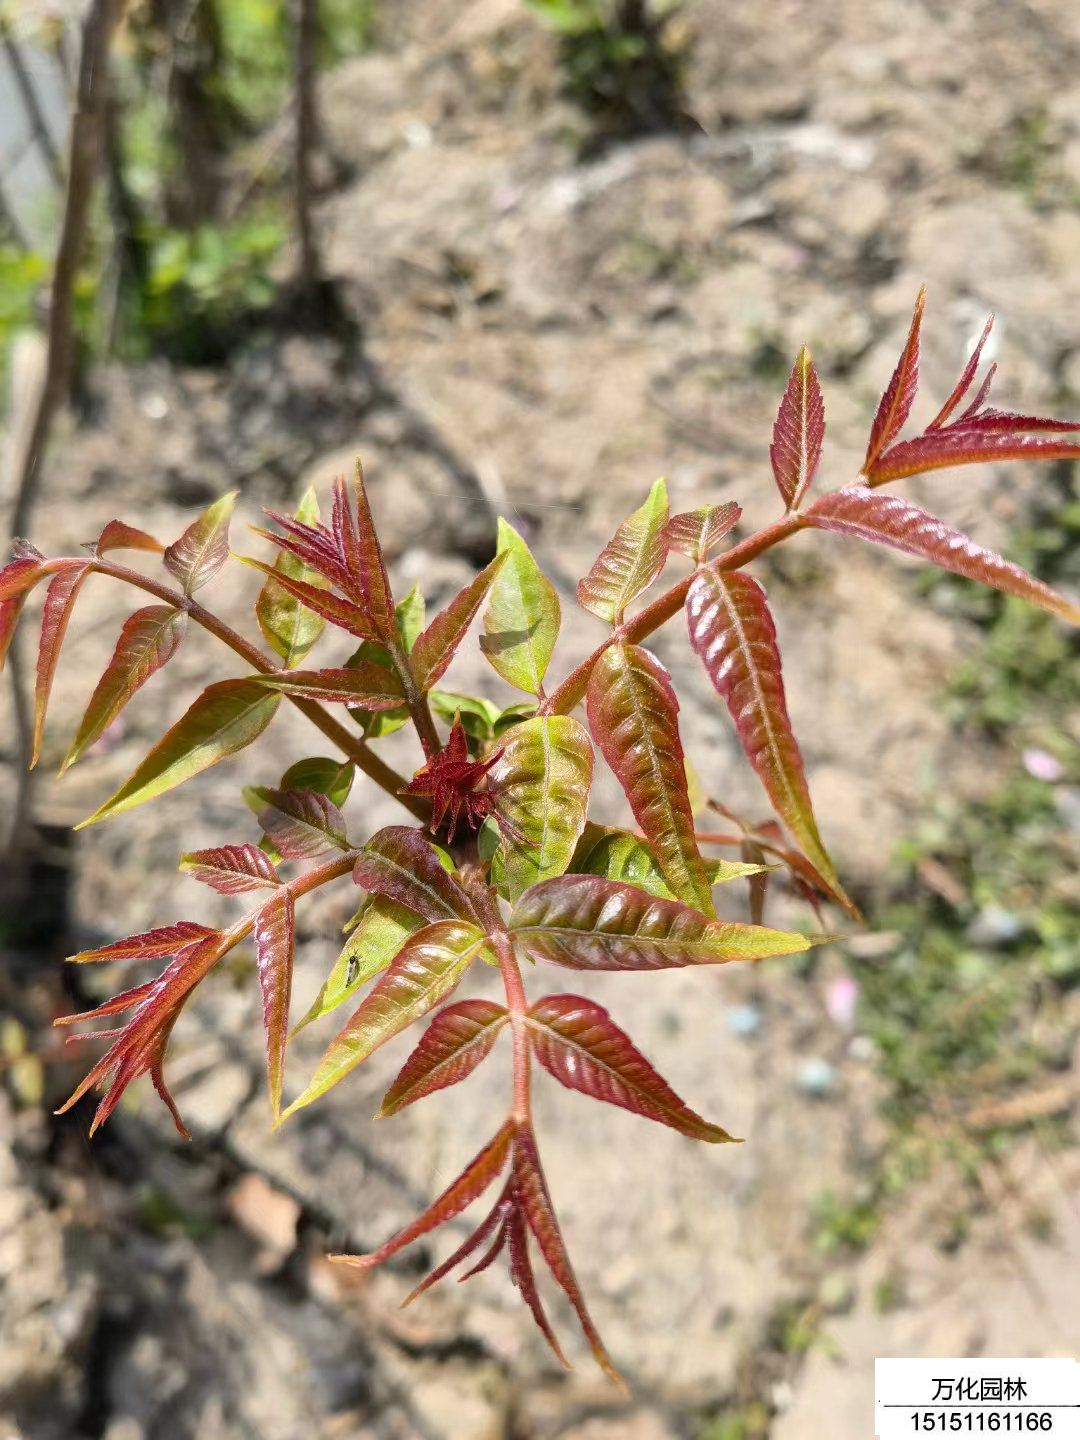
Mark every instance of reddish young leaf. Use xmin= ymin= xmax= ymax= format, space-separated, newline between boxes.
xmin=95 ymin=520 xmax=165 ymax=555
xmin=32 ymin=560 xmax=91 ymax=767
xmin=770 ymin=346 xmax=824 ymax=510
xmin=0 ymin=596 xmax=25 ymax=670
xmin=864 ymin=287 xmax=925 ymax=471
xmin=0 ymin=554 xmax=48 ymax=602
xmin=330 ymin=1121 xmax=514 ymax=1269
xmin=511 ymin=874 xmax=815 ymax=969
xmin=927 ymin=314 xmax=995 ymax=429
xmin=352 ymin=825 xmax=478 ymax=924
xmin=805 ymin=484 xmax=1080 ymax=626
xmin=180 ymin=844 xmax=281 ymax=894
xmin=248 ymin=786 xmax=350 ymax=859
xmin=78 ymin=680 xmax=282 ymax=827
xmin=338 ymin=463 xmax=395 ymax=638
xmin=401 ymin=717 xmax=520 ymax=844
xmin=255 ymin=487 xmax=328 ymax=666
xmin=400 ymin=1183 xmax=512 ymax=1306
xmin=662 ymin=503 xmax=741 ymax=563
xmin=237 ymin=557 xmax=379 ymax=640
xmin=378 ymin=999 xmax=509 ymax=1116
xmin=253 ymin=887 xmax=295 ymax=1119
xmin=586 ymin=642 xmax=714 ymax=916
xmin=252 ymin=664 xmax=406 ymax=707
xmin=281 ymin=920 xmax=490 ymax=1115
xmin=685 ymin=567 xmax=854 ymax=913
xmin=409 ymin=552 xmax=508 ymax=692
xmin=512 ymin=1124 xmax=620 ymax=1382
xmin=68 ymin=922 xmax=214 ymax=964
xmin=163 ymin=492 xmax=237 ymax=594
xmin=62 ymin=606 xmax=189 ymax=773
xmin=865 ymin=429 xmax=1080 ymax=486
xmin=526 ymin=994 xmax=736 ymax=1142
xmin=505 ymin=1199 xmax=569 ymax=1369
xmin=577 ymin=479 xmax=669 ymax=624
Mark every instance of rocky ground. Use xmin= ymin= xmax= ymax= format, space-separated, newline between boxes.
xmin=2 ymin=0 xmax=1080 ymax=1436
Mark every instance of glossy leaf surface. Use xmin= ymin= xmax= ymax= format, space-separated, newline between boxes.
xmin=586 ymin=642 xmax=714 ymax=915
xmin=570 ymin=824 xmax=764 ymax=899
xmin=254 ymin=888 xmax=294 ymax=1118
xmin=379 ymin=999 xmax=508 ymax=1116
xmin=864 ymin=287 xmax=924 ymax=470
xmin=95 ymin=520 xmax=165 ymax=555
xmin=770 ymin=346 xmax=824 ymax=509
xmin=577 ymin=478 xmax=669 ymax=624
xmin=294 ymin=897 xmax=424 ymax=1033
xmin=248 ymin=786 xmax=350 ymax=859
xmin=256 ymin=486 xmax=328 ymax=666
xmin=481 ymin=518 xmax=561 ymax=695
xmin=353 ymin=826 xmax=476 ymax=923
xmin=253 ymin=663 xmax=405 ymax=707
xmin=163 ymin=492 xmax=236 ymax=593
xmin=662 ymin=503 xmax=741 ymax=563
xmin=180 ymin=844 xmax=281 ymax=894
xmin=69 ymin=922 xmax=214 ymax=964
xmin=32 ymin=561 xmax=91 ymax=766
xmin=409 ymin=552 xmax=507 ymax=692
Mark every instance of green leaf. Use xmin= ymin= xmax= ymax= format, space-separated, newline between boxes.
xmin=570 ymin=824 xmax=765 ymax=900
xmin=163 ymin=491 xmax=237 ymax=594
xmin=577 ymin=478 xmax=668 ymax=624
xmin=489 ymin=715 xmax=593 ymax=901
xmin=429 ymin=689 xmax=502 ymax=741
xmin=345 ymin=585 xmax=428 ymax=738
xmin=410 ymin=553 xmax=508 ymax=692
xmin=255 ymin=486 xmax=328 ymax=666
xmin=281 ymin=920 xmax=490 ymax=1116
xmin=394 ymin=582 xmax=426 ymax=651
xmin=293 ymin=897 xmax=422 ymax=1033
xmin=481 ymin=518 xmax=560 ymax=695
xmin=279 ymin=755 xmax=354 ymax=807
xmin=77 ymin=679 xmax=281 ymax=827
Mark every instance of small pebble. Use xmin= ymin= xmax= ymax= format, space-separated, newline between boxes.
xmin=965 ymin=905 xmax=1023 ymax=949
xmin=726 ymin=1004 xmax=762 ymax=1038
xmin=848 ymin=1034 xmax=876 ymax=1063
xmin=798 ymin=1057 xmax=838 ymax=1097
xmin=825 ymin=973 xmax=859 ymax=1028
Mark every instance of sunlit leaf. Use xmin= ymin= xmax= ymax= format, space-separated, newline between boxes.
xmin=68 ymin=921 xmax=214 ymax=964
xmin=410 ymin=552 xmax=508 ymax=692
xmin=95 ymin=520 xmax=165 ymax=555
xmin=281 ymin=920 xmax=489 ymax=1115
xmin=0 ymin=555 xmax=48 ymax=603
xmin=256 ymin=486 xmax=328 ymax=666
xmin=805 ymin=484 xmax=1080 ymax=626
xmin=77 ymin=679 xmax=281 ymax=827
xmin=481 ymin=518 xmax=560 ymax=695
xmin=662 ymin=503 xmax=741 ymax=563
xmin=586 ymin=642 xmax=714 ymax=915
xmin=866 ymin=429 xmax=1080 ymax=485
xmin=339 ymin=462 xmax=396 ymax=638
xmin=526 ymin=994 xmax=736 ymax=1141
xmin=279 ymin=755 xmax=354 ymax=807
xmin=252 ymin=663 xmax=406 ymax=707
xmin=770 ymin=346 xmax=824 ymax=510
xmin=180 ymin=843 xmax=281 ymax=894
xmin=488 ymin=715 xmax=593 ymax=902
xmin=378 ymin=999 xmax=508 ymax=1116
xmin=163 ymin=491 xmax=237 ymax=594
xmin=32 ymin=560 xmax=91 ymax=766
xmin=247 ymin=785 xmax=350 ymax=859
xmin=237 ymin=557 xmax=378 ymax=639
xmin=686 ymin=568 xmax=854 ymax=912
xmin=511 ymin=874 xmax=815 ymax=969
xmin=352 ymin=825 xmax=478 ymax=923
xmin=577 ymin=478 xmax=669 ymax=624
xmin=293 ymin=896 xmax=422 ymax=1033
xmin=62 ymin=606 xmax=188 ymax=773
xmin=927 ymin=313 xmax=995 ymax=429
xmin=253 ymin=887 xmax=294 ymax=1119
xmin=864 ymin=287 xmax=924 ymax=471
xmin=570 ymin=824 xmax=764 ymax=899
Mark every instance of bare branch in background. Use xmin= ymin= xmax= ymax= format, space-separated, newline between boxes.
xmin=1 ymin=22 xmax=66 ymax=187
xmin=294 ymin=0 xmax=324 ymax=292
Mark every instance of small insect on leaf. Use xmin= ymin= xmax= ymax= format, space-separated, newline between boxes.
xmin=526 ymin=994 xmax=737 ymax=1142
xmin=253 ymin=888 xmax=295 ymax=1120
xmin=481 ymin=519 xmax=561 ymax=696
xmin=662 ymin=503 xmax=741 ymax=563
xmin=352 ymin=826 xmax=478 ymax=923
xmin=94 ymin=520 xmax=165 ymax=555
xmin=511 ymin=875 xmax=816 ymax=970
xmin=409 ymin=552 xmax=508 ymax=693
xmin=293 ymin=896 xmax=422 ymax=1033
xmin=770 ymin=346 xmax=825 ymax=510
xmin=864 ymin=286 xmax=925 ymax=472
xmin=587 ymin=642 xmax=714 ymax=915
xmin=180 ymin=844 xmax=281 ymax=895
xmin=163 ymin=492 xmax=237 ymax=594
xmin=248 ymin=786 xmax=350 ymax=859
xmin=62 ymin=606 xmax=189 ymax=773
xmin=256 ymin=486 xmax=328 ymax=666
xmin=77 ymin=679 xmax=282 ymax=827
xmin=686 ymin=567 xmax=855 ymax=914
xmin=577 ymin=478 xmax=669 ymax=624
xmin=378 ymin=999 xmax=509 ymax=1116
xmin=805 ymin=485 xmax=1080 ymax=627
xmin=252 ymin=663 xmax=406 ymax=708
xmin=32 ymin=560 xmax=92 ymax=767
xmin=281 ymin=920 xmax=491 ymax=1116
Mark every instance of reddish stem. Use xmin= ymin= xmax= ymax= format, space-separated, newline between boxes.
xmin=492 ymin=929 xmax=531 ymax=1123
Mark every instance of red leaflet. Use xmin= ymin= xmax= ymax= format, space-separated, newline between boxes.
xmin=805 ymin=485 xmax=1080 ymax=626
xmin=0 ymin=555 xmax=48 ymax=602
xmin=526 ymin=994 xmax=735 ymax=1142
xmin=409 ymin=552 xmax=507 ymax=692
xmin=249 ymin=786 xmax=350 ymax=859
xmin=180 ymin=844 xmax=281 ymax=894
xmin=770 ymin=346 xmax=824 ymax=510
xmin=927 ymin=313 xmax=995 ymax=429
xmin=586 ymin=642 xmax=714 ymax=915
xmin=378 ymin=999 xmax=508 ymax=1116
xmin=331 ymin=1121 xmax=514 ymax=1270
xmin=506 ymin=1199 xmax=568 ymax=1368
xmin=252 ymin=664 xmax=405 ymax=707
xmin=95 ymin=520 xmax=165 ymax=555
xmin=237 ymin=558 xmax=379 ymax=640
xmin=866 ymin=429 xmax=1080 ymax=485
xmin=32 ymin=560 xmax=91 ymax=767
xmin=578 ymin=479 xmax=669 ymax=624
xmin=62 ymin=606 xmax=188 ymax=773
xmin=686 ymin=567 xmax=854 ymax=913
xmin=338 ymin=464 xmax=395 ymax=638
xmin=400 ymin=1183 xmax=512 ymax=1306
xmin=663 ymin=503 xmax=742 ymax=563
xmin=864 ymin=286 xmax=925 ymax=471
xmin=163 ymin=493 xmax=236 ymax=594
xmin=352 ymin=824 xmax=478 ymax=923
xmin=68 ymin=922 xmax=215 ymax=964
xmin=251 ymin=520 xmax=354 ymax=601
xmin=253 ymin=888 xmax=294 ymax=1119
xmin=0 ymin=597 xmax=24 ymax=670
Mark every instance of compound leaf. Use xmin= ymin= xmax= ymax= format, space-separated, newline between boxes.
xmin=379 ymin=998 xmax=508 ymax=1116
xmin=577 ymin=478 xmax=669 ymax=624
